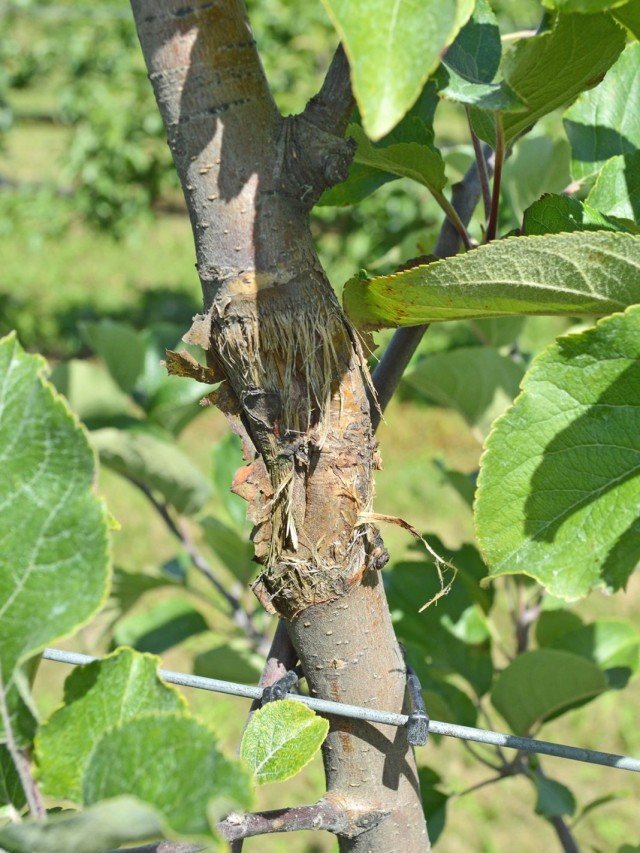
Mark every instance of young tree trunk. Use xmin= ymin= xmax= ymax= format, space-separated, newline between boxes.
xmin=130 ymin=2 xmax=428 ymax=849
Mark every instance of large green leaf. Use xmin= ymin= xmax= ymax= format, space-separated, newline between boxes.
xmin=473 ymin=13 xmax=625 ymax=146
xmin=475 ymin=306 xmax=640 ymax=599
xmin=36 ymin=648 xmax=184 ymax=801
xmin=491 ymin=649 xmax=607 ymax=735
xmin=83 ymin=714 xmax=252 ymax=837
xmin=404 ymin=346 xmax=524 ymax=436
xmin=564 ymin=43 xmax=640 ymax=182
xmin=587 ymin=151 xmax=640 ymax=222
xmin=0 ymin=796 xmax=167 ymax=853
xmin=202 ymin=517 xmax=255 ymax=584
xmin=92 ymin=426 xmax=212 ymax=515
xmin=240 ymin=700 xmax=329 ymax=785
xmin=343 ymin=232 xmax=640 ymax=329
xmin=523 ymin=194 xmax=627 ymax=235
xmin=0 ymin=334 xmax=110 ymax=739
xmin=502 ymin=135 xmax=571 ymax=225
xmin=112 ymin=598 xmax=208 ymax=654
xmin=320 ymin=0 xmax=468 ymax=140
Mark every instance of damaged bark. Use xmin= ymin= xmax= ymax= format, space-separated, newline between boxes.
xmin=130 ymin=1 xmax=428 ymax=849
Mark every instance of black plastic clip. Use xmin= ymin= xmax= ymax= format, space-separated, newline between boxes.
xmin=405 ymin=663 xmax=430 ymax=746
xmin=261 ymin=668 xmax=300 ymax=704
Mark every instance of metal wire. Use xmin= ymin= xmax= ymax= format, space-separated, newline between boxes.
xmin=42 ymin=647 xmax=640 ymax=774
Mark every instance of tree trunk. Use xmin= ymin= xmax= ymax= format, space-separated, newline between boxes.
xmin=129 ymin=1 xmax=428 ymax=849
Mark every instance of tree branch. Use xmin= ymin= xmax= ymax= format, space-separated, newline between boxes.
xmin=302 ymin=44 xmax=354 ymax=137
xmin=109 ymin=801 xmax=387 ymax=851
xmin=370 ymin=148 xmax=495 ymax=426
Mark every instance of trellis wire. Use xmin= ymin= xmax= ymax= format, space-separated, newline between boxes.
xmin=43 ymin=648 xmax=640 ymax=774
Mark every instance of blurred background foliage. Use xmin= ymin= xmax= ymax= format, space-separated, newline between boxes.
xmin=2 ymin=1 xmax=640 ymax=851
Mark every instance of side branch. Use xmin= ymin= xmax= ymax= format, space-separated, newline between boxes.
xmin=303 ymin=44 xmax=354 ymax=137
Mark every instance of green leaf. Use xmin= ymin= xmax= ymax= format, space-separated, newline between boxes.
xmin=533 ymin=773 xmax=576 ymax=818
xmin=439 ymin=2 xmax=525 ymax=112
xmin=83 ymin=714 xmax=252 ymax=836
xmin=475 ymin=306 xmax=640 ymax=599
xmin=350 ymin=124 xmax=446 ymax=196
xmin=318 ymin=163 xmax=397 ymax=207
xmin=112 ymin=598 xmax=209 ymax=654
xmin=343 ymin=232 xmax=640 ymax=329
xmin=523 ymin=194 xmax=627 ymax=235
xmin=491 ymin=649 xmax=607 ymax=734
xmin=613 ymin=0 xmax=640 ymax=37
xmin=144 ymin=375 xmax=212 ymax=436
xmin=536 ymin=609 xmax=585 ymax=647
xmin=201 ymin=517 xmax=255 ymax=584
xmin=194 ymin=638 xmax=264 ymax=685
xmin=80 ymin=320 xmax=147 ymax=394
xmin=543 ymin=0 xmax=629 ymax=11
xmin=564 ymin=43 xmax=640 ymax=182
xmin=385 ymin=543 xmax=494 ymax=696
xmin=544 ymin=619 xmax=640 ymax=687
xmin=240 ymin=700 xmax=329 ymax=785
xmin=0 ymin=796 xmax=167 ymax=853
xmin=474 ymin=13 xmax=625 ymax=147
xmin=0 ymin=745 xmax=26 ymax=809
xmin=92 ymin=426 xmax=212 ymax=515
xmin=0 ymin=334 xmax=110 ymax=741
xmin=502 ymin=135 xmax=572 ymax=225
xmin=320 ymin=0 xmax=466 ymax=140
xmin=587 ymin=151 xmax=640 ymax=222
xmin=50 ymin=359 xmax=131 ymax=428
xmin=110 ymin=566 xmax=182 ymax=616
xmin=404 ymin=347 xmax=524 ymax=436
xmin=418 ymin=767 xmax=449 ymax=844
xmin=36 ymin=648 xmax=184 ymax=801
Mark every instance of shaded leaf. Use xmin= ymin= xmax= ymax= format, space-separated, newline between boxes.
xmin=194 ymin=638 xmax=263 ymax=685
xmin=544 ymin=619 xmax=640 ymax=688
xmin=491 ymin=649 xmax=607 ymax=734
xmin=404 ymin=346 xmax=524 ymax=436
xmin=36 ymin=648 xmax=184 ymax=801
xmin=587 ymin=151 xmax=640 ymax=222
xmin=201 ymin=517 xmax=255 ymax=584
xmin=502 ymin=135 xmax=572 ymax=225
xmin=320 ymin=0 xmax=466 ymax=139
xmin=475 ymin=306 xmax=640 ymax=599
xmin=92 ymin=426 xmax=212 ymax=515
xmin=212 ymin=433 xmax=247 ymax=528
xmin=110 ymin=566 xmax=182 ymax=615
xmin=536 ymin=610 xmax=585 ymax=648
xmin=533 ymin=773 xmax=576 ymax=818
xmin=0 ymin=796 xmax=167 ymax=853
xmin=564 ymin=43 xmax=640 ymax=182
xmin=240 ymin=700 xmax=328 ymax=785
xmin=343 ymin=232 xmax=640 ymax=329
xmin=318 ymin=163 xmax=397 ymax=207
xmin=83 ymin=714 xmax=252 ymax=836
xmin=523 ymin=194 xmax=626 ymax=235
xmin=0 ymin=335 xmax=110 ymax=742
xmin=50 ymin=359 xmax=131 ymax=428
xmin=112 ymin=598 xmax=208 ymax=654
xmin=474 ymin=13 xmax=625 ymax=146
xmin=613 ymin=0 xmax=640 ymax=37
xmin=80 ymin=320 xmax=147 ymax=394
xmin=418 ymin=766 xmax=449 ymax=844
xmin=0 ymin=744 xmax=26 ymax=809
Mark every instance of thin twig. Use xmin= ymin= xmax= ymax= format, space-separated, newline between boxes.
xmin=462 ymin=738 xmax=505 ymax=772
xmin=466 ymin=107 xmax=492 ymax=221
xmin=0 ymin=669 xmax=45 ymax=820
xmin=454 ymin=773 xmax=506 ymax=799
xmin=486 ymin=115 xmax=504 ymax=243
xmin=124 ymin=476 xmax=267 ymax=652
xmin=548 ymin=816 xmax=580 ymax=853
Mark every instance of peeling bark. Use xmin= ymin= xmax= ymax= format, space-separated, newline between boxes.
xmin=130 ymin=2 xmax=428 ymax=849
